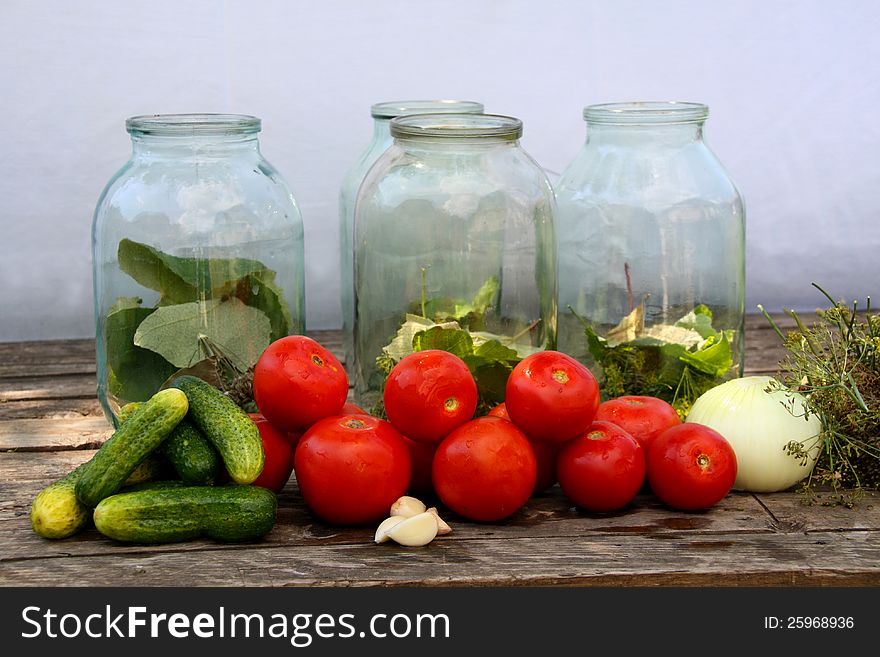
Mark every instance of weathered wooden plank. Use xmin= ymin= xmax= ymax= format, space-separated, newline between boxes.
xmin=0 ymin=373 xmax=96 ymax=401
xmin=755 ymin=491 xmax=880 ymax=532
xmin=0 ymin=339 xmax=95 ymax=365
xmin=0 ymin=398 xmax=104 ymax=421
xmin=0 ymin=471 xmax=776 ymax=553
xmin=2 ymin=530 xmax=877 ymax=587
xmin=0 ymin=362 xmax=96 ymax=379
xmin=0 ymin=332 xmax=342 ymax=380
xmin=0 ymin=450 xmax=97 ymax=483
xmin=0 ymin=417 xmax=111 ymax=452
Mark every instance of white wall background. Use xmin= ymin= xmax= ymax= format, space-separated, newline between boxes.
xmin=1 ymin=0 xmax=878 ymax=341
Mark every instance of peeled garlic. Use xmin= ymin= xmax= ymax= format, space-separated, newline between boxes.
xmin=390 ymin=495 xmax=426 ymax=518
xmin=374 ymin=515 xmax=406 ymax=544
xmin=427 ymin=507 xmax=452 ymax=536
xmin=385 ymin=512 xmax=438 ymax=547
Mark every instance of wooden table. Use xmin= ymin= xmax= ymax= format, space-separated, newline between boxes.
xmin=2 ymin=315 xmax=878 ymax=587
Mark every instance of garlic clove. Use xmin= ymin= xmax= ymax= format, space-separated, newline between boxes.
xmin=386 ymin=511 xmax=438 ymax=547
xmin=427 ymin=507 xmax=452 ymax=535
xmin=374 ymin=515 xmax=407 ymax=544
xmin=390 ymin=495 xmax=426 ymax=518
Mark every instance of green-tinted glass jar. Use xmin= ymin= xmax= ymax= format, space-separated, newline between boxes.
xmin=555 ymin=102 xmax=745 ymax=417
xmin=339 ymin=100 xmax=484 ymax=370
xmin=353 ymin=114 xmax=558 ymax=411
xmin=91 ymin=114 xmax=305 ymax=423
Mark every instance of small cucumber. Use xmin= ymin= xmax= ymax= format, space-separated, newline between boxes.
xmin=30 ymin=460 xmax=92 ymax=539
xmin=75 ymin=388 xmax=188 ymax=507
xmin=160 ymin=418 xmax=223 ymax=485
xmin=93 ymin=485 xmax=277 ymax=543
xmin=119 ymin=400 xmax=221 ymax=484
xmin=170 ymin=376 xmax=264 ymax=484
xmin=30 ymin=449 xmax=170 ymax=540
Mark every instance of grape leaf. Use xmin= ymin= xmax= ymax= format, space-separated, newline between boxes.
xmin=232 ymin=270 xmax=295 ymax=341
xmin=382 ymin=314 xmax=460 ymax=362
xmin=412 ymin=326 xmax=474 ymax=358
xmin=674 ymin=306 xmax=716 ymax=340
xmin=105 ymin=306 xmax=178 ymax=402
xmin=679 ymin=332 xmax=732 ymax=378
xmin=117 ymin=238 xmax=270 ymax=304
xmin=415 ymin=275 xmax=500 ymax=329
xmin=133 ymin=298 xmax=271 ymax=370
xmin=472 ymin=339 xmax=520 ymax=363
xmin=107 ymin=296 xmax=143 ymax=314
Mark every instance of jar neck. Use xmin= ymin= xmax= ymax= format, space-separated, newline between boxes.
xmin=130 ymin=134 xmax=261 ymax=159
xmin=395 ymin=137 xmax=520 ymax=153
xmin=585 ymin=121 xmax=704 ymax=145
xmin=125 ymin=114 xmax=263 ymax=160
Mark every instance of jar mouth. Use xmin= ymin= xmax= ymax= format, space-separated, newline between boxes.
xmin=371 ymin=100 xmax=484 ymax=119
xmin=390 ymin=114 xmax=522 ymax=141
xmin=583 ymin=102 xmax=708 ymax=125
xmin=125 ymin=114 xmax=262 ymax=136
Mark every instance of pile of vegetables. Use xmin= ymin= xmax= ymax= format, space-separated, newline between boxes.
xmin=34 ymin=282 xmax=879 ymax=547
xmin=30 ymin=378 xmax=279 ymax=543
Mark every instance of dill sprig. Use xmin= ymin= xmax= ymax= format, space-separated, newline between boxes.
xmin=759 ymin=283 xmax=880 ymax=506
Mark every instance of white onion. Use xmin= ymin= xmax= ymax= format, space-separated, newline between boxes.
xmin=685 ymin=375 xmax=822 ymax=493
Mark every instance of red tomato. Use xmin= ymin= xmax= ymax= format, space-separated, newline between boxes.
xmin=248 ymin=414 xmax=296 ymax=493
xmin=487 ymin=402 xmax=510 ymax=420
xmin=294 ymin=415 xmax=411 ymax=525
xmin=595 ymin=395 xmax=681 ymax=453
xmin=530 ymin=438 xmax=560 ymax=494
xmin=505 ymin=351 xmax=600 ymax=443
xmin=557 ymin=421 xmax=645 ymax=512
xmin=646 ymin=423 xmax=737 ymax=511
xmin=432 ymin=417 xmax=536 ymax=522
xmin=401 ymin=435 xmax=437 ymax=497
xmin=383 ymin=350 xmax=478 ymax=444
xmin=490 ymin=404 xmax=557 ymax=493
xmin=253 ymin=336 xmax=348 ymax=432
xmin=287 ymin=432 xmax=302 ymax=452
xmin=341 ymin=402 xmax=369 ymax=416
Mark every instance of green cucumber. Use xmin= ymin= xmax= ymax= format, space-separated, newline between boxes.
xmin=30 ymin=448 xmax=169 ymax=540
xmin=119 ymin=400 xmax=221 ymax=484
xmin=160 ymin=418 xmax=223 ymax=485
xmin=30 ymin=460 xmax=93 ymax=539
xmin=170 ymin=376 xmax=263 ymax=484
xmin=75 ymin=388 xmax=188 ymax=507
xmin=93 ymin=485 xmax=277 ymax=543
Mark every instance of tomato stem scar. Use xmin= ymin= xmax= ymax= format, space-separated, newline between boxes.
xmin=552 ymin=370 xmax=569 ymax=384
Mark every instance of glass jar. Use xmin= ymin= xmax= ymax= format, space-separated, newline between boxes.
xmin=555 ymin=101 xmax=745 ymax=417
xmin=339 ymin=100 xmax=484 ymax=371
xmin=353 ymin=114 xmax=557 ymax=411
xmin=92 ymin=114 xmax=305 ymax=423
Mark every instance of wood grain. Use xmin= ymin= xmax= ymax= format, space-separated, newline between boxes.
xmin=3 ymin=531 xmax=878 ymax=587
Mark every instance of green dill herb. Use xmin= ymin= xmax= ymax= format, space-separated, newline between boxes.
xmin=759 ymin=284 xmax=880 ymax=506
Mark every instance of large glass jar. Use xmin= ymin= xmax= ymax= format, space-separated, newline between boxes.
xmin=339 ymin=100 xmax=484 ymax=370
xmin=92 ymin=114 xmax=305 ymax=423
xmin=555 ymin=102 xmax=745 ymax=417
xmin=353 ymin=114 xmax=557 ymax=411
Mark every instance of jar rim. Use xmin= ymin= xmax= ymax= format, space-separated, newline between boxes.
xmin=371 ymin=100 xmax=484 ymax=119
xmin=390 ymin=113 xmax=522 ymax=141
xmin=583 ymin=102 xmax=709 ymax=125
xmin=125 ymin=114 xmax=262 ymax=136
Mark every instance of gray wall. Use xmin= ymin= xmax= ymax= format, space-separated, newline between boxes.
xmin=2 ymin=0 xmax=878 ymax=341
